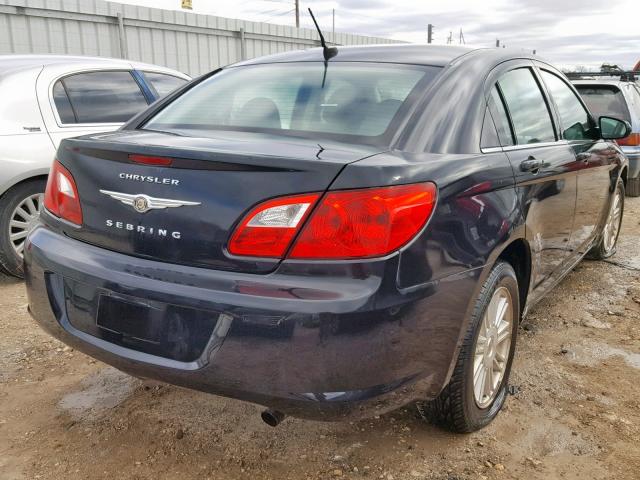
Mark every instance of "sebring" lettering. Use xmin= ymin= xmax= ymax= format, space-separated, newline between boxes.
xmin=106 ymin=219 xmax=181 ymax=239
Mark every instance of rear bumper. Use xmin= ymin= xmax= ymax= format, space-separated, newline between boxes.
xmin=24 ymin=226 xmax=480 ymax=421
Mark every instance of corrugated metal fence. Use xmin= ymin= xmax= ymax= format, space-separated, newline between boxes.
xmin=0 ymin=0 xmax=402 ymax=76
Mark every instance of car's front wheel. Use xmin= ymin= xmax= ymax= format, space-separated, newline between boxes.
xmin=417 ymin=261 xmax=519 ymax=432
xmin=0 ymin=179 xmax=46 ymax=278
xmin=588 ymin=179 xmax=624 ymax=260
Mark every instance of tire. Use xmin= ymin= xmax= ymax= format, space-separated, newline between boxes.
xmin=588 ymin=179 xmax=624 ymax=260
xmin=417 ymin=261 xmax=519 ymax=433
xmin=0 ymin=179 xmax=47 ymax=278
xmin=627 ymin=175 xmax=640 ymax=197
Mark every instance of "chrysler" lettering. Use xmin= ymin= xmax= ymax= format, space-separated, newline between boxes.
xmin=119 ymin=173 xmax=180 ymax=185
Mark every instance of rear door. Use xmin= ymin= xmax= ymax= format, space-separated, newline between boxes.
xmin=39 ymin=69 xmax=150 ymax=148
xmin=490 ymin=64 xmax=578 ymax=290
xmin=537 ymin=67 xmax=612 ymax=255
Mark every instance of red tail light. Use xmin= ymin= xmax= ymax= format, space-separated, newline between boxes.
xmin=44 ymin=160 xmax=83 ymax=226
xmin=228 ymin=193 xmax=321 ymax=257
xmin=228 ymin=183 xmax=437 ymax=259
xmin=617 ymin=133 xmax=640 ymax=146
xmin=290 ymin=183 xmax=437 ymax=259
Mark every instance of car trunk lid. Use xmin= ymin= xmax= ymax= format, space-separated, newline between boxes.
xmin=55 ymin=130 xmax=382 ymax=274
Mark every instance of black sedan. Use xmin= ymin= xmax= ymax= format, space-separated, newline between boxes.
xmin=25 ymin=45 xmax=629 ymax=432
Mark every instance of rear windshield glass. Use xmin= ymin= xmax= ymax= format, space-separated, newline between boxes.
xmin=575 ymin=85 xmax=631 ymax=122
xmin=144 ymin=62 xmax=441 ymax=141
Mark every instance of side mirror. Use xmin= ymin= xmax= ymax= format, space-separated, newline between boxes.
xmin=599 ymin=116 xmax=632 ymax=140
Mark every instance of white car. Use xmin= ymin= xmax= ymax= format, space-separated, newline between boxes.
xmin=0 ymin=55 xmax=190 ymax=276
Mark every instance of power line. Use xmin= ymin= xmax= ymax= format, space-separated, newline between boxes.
xmin=263 ymin=7 xmax=295 ymax=20
xmin=254 ymin=6 xmax=289 ymax=14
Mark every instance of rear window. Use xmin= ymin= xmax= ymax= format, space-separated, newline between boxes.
xmin=144 ymin=62 xmax=440 ymax=141
xmin=54 ymin=71 xmax=149 ymax=124
xmin=574 ymin=85 xmax=631 ymax=123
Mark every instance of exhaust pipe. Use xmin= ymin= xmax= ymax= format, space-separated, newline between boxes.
xmin=261 ymin=409 xmax=286 ymax=427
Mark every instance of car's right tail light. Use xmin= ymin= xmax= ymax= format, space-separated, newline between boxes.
xmin=44 ymin=160 xmax=83 ymax=226
xmin=228 ymin=182 xmax=437 ymax=260
xmin=617 ymin=133 xmax=640 ymax=146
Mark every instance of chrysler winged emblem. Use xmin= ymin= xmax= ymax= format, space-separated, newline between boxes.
xmin=99 ymin=190 xmax=200 ymax=213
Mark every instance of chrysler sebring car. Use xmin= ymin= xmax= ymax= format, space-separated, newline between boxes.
xmin=24 ymin=45 xmax=629 ymax=433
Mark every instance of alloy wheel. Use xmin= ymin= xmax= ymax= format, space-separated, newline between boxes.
xmin=602 ymin=189 xmax=622 ymax=254
xmin=473 ymin=286 xmax=513 ymax=408
xmin=9 ymin=193 xmax=43 ymax=257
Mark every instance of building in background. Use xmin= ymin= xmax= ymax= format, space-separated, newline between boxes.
xmin=0 ymin=0 xmax=402 ymax=77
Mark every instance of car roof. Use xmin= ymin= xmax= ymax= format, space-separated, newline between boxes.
xmin=233 ymin=44 xmax=541 ymax=69
xmin=0 ymin=54 xmax=188 ymax=78
xmin=571 ymin=79 xmax=630 ymax=87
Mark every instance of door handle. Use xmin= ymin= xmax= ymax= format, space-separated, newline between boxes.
xmin=520 ymin=157 xmax=544 ymax=173
xmin=576 ymin=152 xmax=590 ymax=163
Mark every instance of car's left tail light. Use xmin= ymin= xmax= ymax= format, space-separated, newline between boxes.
xmin=44 ymin=160 xmax=83 ymax=226
xmin=228 ymin=182 xmax=437 ymax=259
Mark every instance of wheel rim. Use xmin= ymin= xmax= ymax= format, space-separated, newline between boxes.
xmin=473 ymin=286 xmax=513 ymax=409
xmin=602 ymin=188 xmax=622 ymax=253
xmin=9 ymin=193 xmax=43 ymax=258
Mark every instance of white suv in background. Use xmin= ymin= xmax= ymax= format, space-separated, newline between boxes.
xmin=571 ymin=73 xmax=640 ymax=197
xmin=0 ymin=55 xmax=190 ymax=276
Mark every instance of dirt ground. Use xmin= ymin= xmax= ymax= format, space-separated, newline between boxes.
xmin=1 ymin=199 xmax=639 ymax=480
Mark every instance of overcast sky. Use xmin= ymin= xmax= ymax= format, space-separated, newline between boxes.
xmin=122 ymin=0 xmax=639 ymax=70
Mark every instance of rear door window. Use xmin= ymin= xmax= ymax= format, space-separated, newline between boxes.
xmin=480 ymin=108 xmax=500 ymax=149
xmin=497 ymin=68 xmax=556 ymax=145
xmin=486 ymin=86 xmax=514 ymax=147
xmin=574 ymin=84 xmax=632 ymax=123
xmin=54 ymin=71 xmax=148 ymax=124
xmin=540 ymin=70 xmax=593 ymax=141
xmin=142 ymin=72 xmax=188 ymax=98
xmin=52 ymin=81 xmax=76 ymax=124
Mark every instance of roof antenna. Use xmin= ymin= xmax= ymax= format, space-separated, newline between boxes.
xmin=308 ymin=8 xmax=338 ymax=62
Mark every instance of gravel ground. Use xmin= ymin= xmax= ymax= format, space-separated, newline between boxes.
xmin=1 ymin=198 xmax=639 ymax=480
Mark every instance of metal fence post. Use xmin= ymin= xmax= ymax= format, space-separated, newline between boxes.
xmin=239 ymin=27 xmax=246 ymax=61
xmin=117 ymin=12 xmax=128 ymax=59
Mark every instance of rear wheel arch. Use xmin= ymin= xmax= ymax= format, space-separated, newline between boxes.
xmin=495 ymin=238 xmax=532 ymax=318
xmin=0 ymin=172 xmax=50 ymax=199
xmin=4 ymin=174 xmax=49 ymax=193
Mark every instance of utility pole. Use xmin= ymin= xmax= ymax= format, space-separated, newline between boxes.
xmin=459 ymin=28 xmax=465 ymax=45
xmin=332 ymin=8 xmax=335 ymax=40
xmin=295 ymin=0 xmax=299 ymax=28
xmin=427 ymin=24 xmax=433 ymax=44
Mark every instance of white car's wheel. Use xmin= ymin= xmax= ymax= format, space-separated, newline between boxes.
xmin=0 ymin=180 xmax=46 ymax=277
